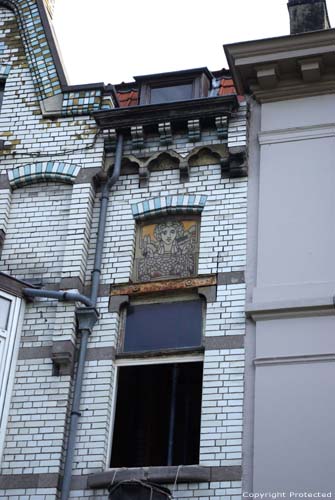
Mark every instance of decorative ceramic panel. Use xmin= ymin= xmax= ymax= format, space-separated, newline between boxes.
xmin=134 ymin=217 xmax=200 ymax=282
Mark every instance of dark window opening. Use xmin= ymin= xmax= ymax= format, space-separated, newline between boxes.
xmin=0 ymin=81 xmax=4 ymax=109
xmin=111 ymin=362 xmax=203 ymax=468
xmin=123 ymin=300 xmax=202 ymax=352
xmin=150 ymin=83 xmax=193 ymax=104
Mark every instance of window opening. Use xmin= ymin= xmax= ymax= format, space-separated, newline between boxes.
xmin=111 ymin=362 xmax=203 ymax=468
xmin=150 ymin=83 xmax=193 ymax=104
xmin=0 ymin=297 xmax=11 ymax=330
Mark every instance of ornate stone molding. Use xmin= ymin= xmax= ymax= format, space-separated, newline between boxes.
xmin=158 ymin=121 xmax=172 ymax=145
xmin=131 ymin=193 xmax=207 ymax=220
xmin=8 ymin=162 xmax=81 ymax=189
xmin=120 ymin=143 xmax=233 ymax=185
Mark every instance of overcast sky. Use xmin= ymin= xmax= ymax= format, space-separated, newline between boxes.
xmin=52 ymin=0 xmax=335 ymax=86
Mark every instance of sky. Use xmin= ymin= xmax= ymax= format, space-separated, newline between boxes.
xmin=52 ymin=0 xmax=335 ymax=86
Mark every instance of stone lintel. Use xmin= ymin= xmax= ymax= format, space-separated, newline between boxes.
xmin=110 ymin=275 xmax=217 ymax=297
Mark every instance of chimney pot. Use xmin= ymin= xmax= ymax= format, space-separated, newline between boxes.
xmin=287 ymin=0 xmax=331 ymax=34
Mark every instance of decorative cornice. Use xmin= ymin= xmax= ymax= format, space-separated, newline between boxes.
xmin=258 ymin=122 xmax=335 ymax=144
xmin=254 ymin=353 xmax=335 ymax=366
xmin=225 ymin=28 xmax=335 ymax=102
xmin=93 ymin=95 xmax=238 ymax=129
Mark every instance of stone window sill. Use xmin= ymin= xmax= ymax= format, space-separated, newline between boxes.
xmin=87 ymin=465 xmax=242 ymax=489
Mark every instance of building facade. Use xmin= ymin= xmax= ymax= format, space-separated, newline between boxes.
xmin=0 ymin=1 xmax=248 ymax=499
xmin=226 ymin=0 xmax=335 ymax=495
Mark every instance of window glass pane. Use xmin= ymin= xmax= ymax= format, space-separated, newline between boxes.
xmin=0 ymin=297 xmax=11 ymax=330
xmin=124 ymin=300 xmax=202 ymax=352
xmin=111 ymin=362 xmax=202 ymax=467
xmin=150 ymin=84 xmax=193 ymax=104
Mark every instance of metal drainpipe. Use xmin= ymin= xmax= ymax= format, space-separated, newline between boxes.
xmin=23 ymin=288 xmax=93 ymax=307
xmin=59 ymin=132 xmax=124 ymax=500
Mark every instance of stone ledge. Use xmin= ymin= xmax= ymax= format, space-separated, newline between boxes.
xmin=87 ymin=465 xmax=242 ymax=489
xmin=205 ymin=335 xmax=244 ymax=350
xmin=0 ymin=473 xmax=59 ymax=489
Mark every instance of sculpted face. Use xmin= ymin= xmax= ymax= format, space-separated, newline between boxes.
xmin=161 ymin=226 xmax=177 ymax=246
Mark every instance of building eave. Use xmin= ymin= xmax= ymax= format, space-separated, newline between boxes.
xmin=93 ymin=95 xmax=239 ymax=130
xmin=224 ymin=28 xmax=335 ymax=101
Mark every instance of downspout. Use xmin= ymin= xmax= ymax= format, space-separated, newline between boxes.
xmin=22 ymin=132 xmax=124 ymax=500
xmin=59 ymin=132 xmax=124 ymax=500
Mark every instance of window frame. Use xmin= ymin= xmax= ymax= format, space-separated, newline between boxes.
xmin=0 ymin=290 xmax=24 ymax=463
xmin=137 ymin=69 xmax=211 ymax=105
xmin=108 ymin=288 xmax=206 ymax=470
xmin=117 ymin=292 xmax=206 ymax=355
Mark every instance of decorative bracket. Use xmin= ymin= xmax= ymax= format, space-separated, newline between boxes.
xmin=102 ymin=128 xmax=117 ymax=153
xmin=158 ymin=122 xmax=172 ymax=145
xmin=187 ymin=119 xmax=201 ymax=142
xmin=131 ymin=125 xmax=144 ymax=149
xmin=215 ymin=116 xmax=228 ymax=140
xmin=51 ymin=340 xmax=75 ymax=376
xmin=109 ymin=294 xmax=130 ymax=313
xmin=221 ymin=146 xmax=247 ymax=178
xmin=139 ymin=165 xmax=150 ymax=188
xmin=179 ymin=159 xmax=190 ymax=182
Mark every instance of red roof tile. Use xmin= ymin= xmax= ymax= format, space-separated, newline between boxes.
xmin=218 ymin=78 xmax=236 ymax=96
xmin=117 ymin=89 xmax=138 ymax=107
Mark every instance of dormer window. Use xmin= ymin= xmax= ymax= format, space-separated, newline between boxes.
xmin=150 ymin=83 xmax=193 ymax=104
xmin=136 ymin=67 xmax=212 ymax=105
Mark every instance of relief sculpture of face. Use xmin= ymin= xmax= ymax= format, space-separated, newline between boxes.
xmin=160 ymin=226 xmax=177 ymax=251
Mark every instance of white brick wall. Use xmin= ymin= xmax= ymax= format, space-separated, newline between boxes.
xmin=0 ymin=5 xmax=248 ymax=499
xmin=0 ymin=183 xmax=72 ymax=283
xmin=201 ymin=349 xmax=244 ymax=466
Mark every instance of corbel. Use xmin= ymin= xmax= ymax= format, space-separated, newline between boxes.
xmin=179 ymin=159 xmax=190 ymax=182
xmin=158 ymin=121 xmax=172 ymax=145
xmin=109 ymin=294 xmax=130 ymax=313
xmin=102 ymin=128 xmax=117 ymax=153
xmin=187 ymin=119 xmax=201 ymax=142
xmin=298 ymin=58 xmax=322 ymax=83
xmin=131 ymin=125 xmax=144 ymax=149
xmin=221 ymin=146 xmax=247 ymax=178
xmin=215 ymin=116 xmax=228 ymax=140
xmin=197 ymin=285 xmax=217 ymax=303
xmin=256 ymin=64 xmax=279 ymax=90
xmin=139 ymin=165 xmax=150 ymax=188
xmin=51 ymin=340 xmax=75 ymax=376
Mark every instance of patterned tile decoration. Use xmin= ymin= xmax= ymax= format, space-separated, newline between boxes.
xmin=62 ymin=90 xmax=102 ymax=116
xmin=8 ymin=161 xmax=81 ymax=188
xmin=0 ymin=63 xmax=11 ymax=77
xmin=2 ymin=0 xmax=112 ymax=115
xmin=131 ymin=194 xmax=207 ymax=220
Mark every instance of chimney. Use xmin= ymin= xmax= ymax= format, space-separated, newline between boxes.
xmin=287 ymin=0 xmax=331 ymax=34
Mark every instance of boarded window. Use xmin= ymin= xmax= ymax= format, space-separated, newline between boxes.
xmin=123 ymin=300 xmax=202 ymax=352
xmin=111 ymin=362 xmax=203 ymax=468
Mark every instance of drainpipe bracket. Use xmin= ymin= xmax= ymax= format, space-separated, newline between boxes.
xmin=76 ymin=307 xmax=99 ymax=332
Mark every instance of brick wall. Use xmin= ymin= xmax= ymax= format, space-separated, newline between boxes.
xmin=0 ymin=4 xmax=248 ymax=499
